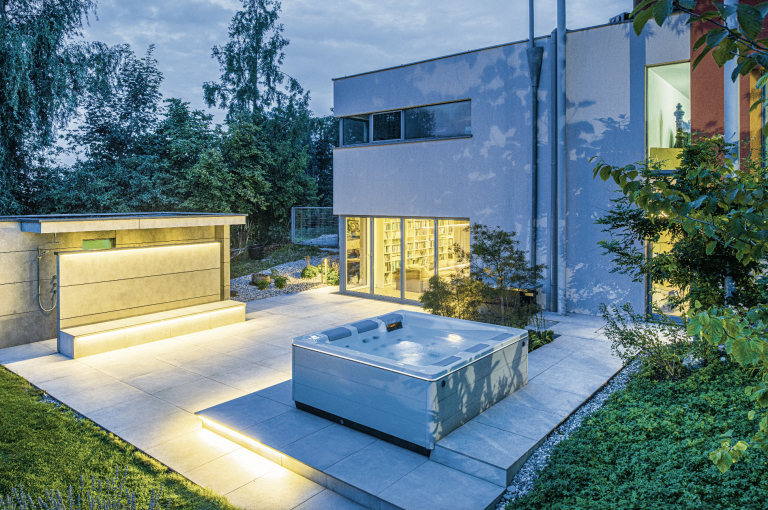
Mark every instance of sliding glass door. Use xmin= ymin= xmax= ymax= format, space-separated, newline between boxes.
xmin=403 ymin=219 xmax=435 ymax=301
xmin=373 ymin=218 xmax=401 ymax=298
xmin=344 ymin=217 xmax=370 ymax=294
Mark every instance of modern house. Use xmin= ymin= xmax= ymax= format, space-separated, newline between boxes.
xmin=332 ymin=8 xmax=764 ymax=315
xmin=0 ymin=213 xmax=246 ymax=356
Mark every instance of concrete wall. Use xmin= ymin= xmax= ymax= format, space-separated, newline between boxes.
xmin=57 ymin=242 xmax=221 ymax=329
xmin=0 ymin=223 xmax=225 ymax=349
xmin=333 ymin=16 xmax=690 ymax=314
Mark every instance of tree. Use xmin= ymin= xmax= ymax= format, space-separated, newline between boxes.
xmin=420 ymin=224 xmax=546 ymax=328
xmin=306 ymin=115 xmax=338 ymax=207
xmin=596 ymin=137 xmax=764 ymax=314
xmin=203 ymin=0 xmax=301 ymax=116
xmin=0 ymin=0 xmax=119 ymax=214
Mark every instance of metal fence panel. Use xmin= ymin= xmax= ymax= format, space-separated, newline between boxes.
xmin=291 ymin=207 xmax=339 ymax=246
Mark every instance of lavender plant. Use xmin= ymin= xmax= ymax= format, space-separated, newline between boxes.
xmin=0 ymin=467 xmax=171 ymax=510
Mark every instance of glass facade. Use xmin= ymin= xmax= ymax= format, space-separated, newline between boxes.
xmin=646 ymin=62 xmax=690 ymax=170
xmin=650 ymin=233 xmax=685 ymax=317
xmin=404 ymin=219 xmax=435 ymax=300
xmin=405 ymin=101 xmax=471 ymax=140
xmin=342 ymin=216 xmax=470 ymax=301
xmin=437 ymin=219 xmax=470 ymax=279
xmin=373 ymin=218 xmax=401 ymax=298
xmin=345 ymin=217 xmax=370 ymax=293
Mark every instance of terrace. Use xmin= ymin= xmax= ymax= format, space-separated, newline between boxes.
xmin=0 ymin=287 xmax=619 ymax=510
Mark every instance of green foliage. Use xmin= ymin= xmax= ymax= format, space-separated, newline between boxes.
xmin=527 ymin=330 xmax=554 ymax=352
xmin=0 ymin=0 xmax=122 ymax=215
xmin=420 ymin=224 xmax=545 ymax=329
xmin=326 ymin=268 xmax=339 ymax=286
xmin=255 ymin=279 xmax=270 ymax=290
xmin=594 ymin=136 xmax=768 ymax=470
xmin=600 ymin=303 xmax=712 ymax=380
xmin=0 ymin=367 xmax=237 ymax=510
xmin=596 ymin=138 xmax=764 ymax=314
xmin=301 ymin=265 xmax=319 ymax=279
xmin=508 ymin=362 xmax=768 ymax=510
xmin=270 ymin=269 xmax=288 ymax=289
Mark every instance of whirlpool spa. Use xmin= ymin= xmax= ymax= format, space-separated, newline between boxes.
xmin=292 ymin=311 xmax=528 ymax=454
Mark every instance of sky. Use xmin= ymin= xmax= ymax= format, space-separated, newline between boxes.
xmin=80 ymin=0 xmax=630 ymax=125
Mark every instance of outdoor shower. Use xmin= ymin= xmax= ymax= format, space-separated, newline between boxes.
xmin=37 ymin=234 xmax=58 ymax=313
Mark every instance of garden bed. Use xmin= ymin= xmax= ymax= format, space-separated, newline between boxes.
xmin=0 ymin=366 xmax=237 ymax=510
xmin=230 ymin=250 xmax=340 ymax=302
xmin=504 ymin=360 xmax=768 ymax=510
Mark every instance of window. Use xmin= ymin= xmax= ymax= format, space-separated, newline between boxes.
xmin=343 ymin=115 xmax=369 ymax=145
xmin=82 ymin=239 xmax=114 ymax=250
xmin=405 ymin=101 xmax=471 ymax=140
xmin=343 ymin=216 xmax=470 ymax=301
xmin=646 ymin=62 xmax=690 ymax=170
xmin=373 ymin=111 xmax=401 ymax=141
xmin=340 ymin=101 xmax=471 ymax=146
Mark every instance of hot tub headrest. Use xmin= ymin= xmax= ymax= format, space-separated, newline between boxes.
xmin=321 ymin=327 xmax=352 ymax=341
xmin=377 ymin=313 xmax=403 ymax=326
xmin=351 ymin=320 xmax=378 ymax=334
xmin=491 ymin=332 xmax=514 ymax=342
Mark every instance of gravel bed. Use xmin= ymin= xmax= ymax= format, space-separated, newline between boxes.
xmin=230 ymin=253 xmax=339 ymax=302
xmin=497 ymin=358 xmax=642 ymax=508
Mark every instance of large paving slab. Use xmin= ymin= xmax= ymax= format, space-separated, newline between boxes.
xmin=1 ymin=287 xmax=413 ymax=510
xmin=1 ymin=287 xmax=619 ymax=510
xmin=195 ymin=312 xmax=622 ymax=510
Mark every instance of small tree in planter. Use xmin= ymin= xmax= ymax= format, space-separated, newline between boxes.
xmin=420 ymin=224 xmax=546 ymax=329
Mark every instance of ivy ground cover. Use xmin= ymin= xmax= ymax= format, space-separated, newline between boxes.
xmin=0 ymin=366 xmax=238 ymax=510
xmin=508 ymin=362 xmax=768 ymax=510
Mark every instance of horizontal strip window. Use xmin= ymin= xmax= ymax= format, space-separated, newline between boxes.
xmin=340 ymin=100 xmax=471 ymax=147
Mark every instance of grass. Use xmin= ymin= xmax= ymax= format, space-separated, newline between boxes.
xmin=508 ymin=361 xmax=768 ymax=510
xmin=230 ymin=244 xmax=328 ymax=279
xmin=0 ymin=366 xmax=239 ymax=510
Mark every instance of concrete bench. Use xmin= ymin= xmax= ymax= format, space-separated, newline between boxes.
xmin=58 ymin=300 xmax=245 ymax=358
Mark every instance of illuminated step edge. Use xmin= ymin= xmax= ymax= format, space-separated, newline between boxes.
xmin=58 ymin=300 xmax=245 ymax=358
xmin=198 ymin=415 xmax=412 ymax=510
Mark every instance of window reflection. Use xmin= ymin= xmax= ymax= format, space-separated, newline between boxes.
xmin=343 ymin=115 xmax=369 ymax=145
xmin=373 ymin=111 xmax=402 ymax=141
xmin=345 ymin=217 xmax=369 ymax=293
xmin=405 ymin=102 xmax=471 ymax=140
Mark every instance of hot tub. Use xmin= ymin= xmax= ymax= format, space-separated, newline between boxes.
xmin=292 ymin=310 xmax=528 ymax=453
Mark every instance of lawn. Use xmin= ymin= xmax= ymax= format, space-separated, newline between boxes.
xmin=508 ymin=361 xmax=768 ymax=510
xmin=0 ymin=366 xmax=239 ymax=510
xmin=230 ymin=244 xmax=328 ymax=279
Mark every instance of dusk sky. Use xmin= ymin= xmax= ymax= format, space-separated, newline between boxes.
xmin=81 ymin=0 xmax=630 ymax=124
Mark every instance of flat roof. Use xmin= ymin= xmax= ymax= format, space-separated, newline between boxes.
xmin=332 ymin=17 xmax=649 ymax=82
xmin=0 ymin=212 xmax=246 ymax=234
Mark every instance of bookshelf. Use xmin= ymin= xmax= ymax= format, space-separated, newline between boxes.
xmin=381 ymin=219 xmax=401 ymax=286
xmin=405 ymin=219 xmax=434 ymax=269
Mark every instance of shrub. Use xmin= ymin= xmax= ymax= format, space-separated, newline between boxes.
xmin=326 ymin=269 xmax=339 ymax=286
xmin=273 ymin=275 xmax=288 ymax=289
xmin=599 ymin=303 xmax=712 ymax=380
xmin=301 ymin=265 xmax=319 ymax=279
xmin=255 ymin=279 xmax=269 ymax=290
xmin=527 ymin=330 xmax=554 ymax=351
xmin=508 ymin=362 xmax=768 ymax=510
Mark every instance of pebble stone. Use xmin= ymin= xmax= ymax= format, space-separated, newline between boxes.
xmin=230 ymin=252 xmax=339 ymax=303
xmin=496 ymin=358 xmax=643 ymax=509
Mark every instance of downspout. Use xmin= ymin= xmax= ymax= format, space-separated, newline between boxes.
xmin=723 ymin=0 xmax=739 ymax=169
xmin=723 ymin=0 xmax=739 ymax=296
xmin=526 ymin=0 xmax=544 ymax=272
xmin=549 ymin=29 xmax=558 ymax=313
xmin=556 ymin=0 xmax=567 ymax=315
